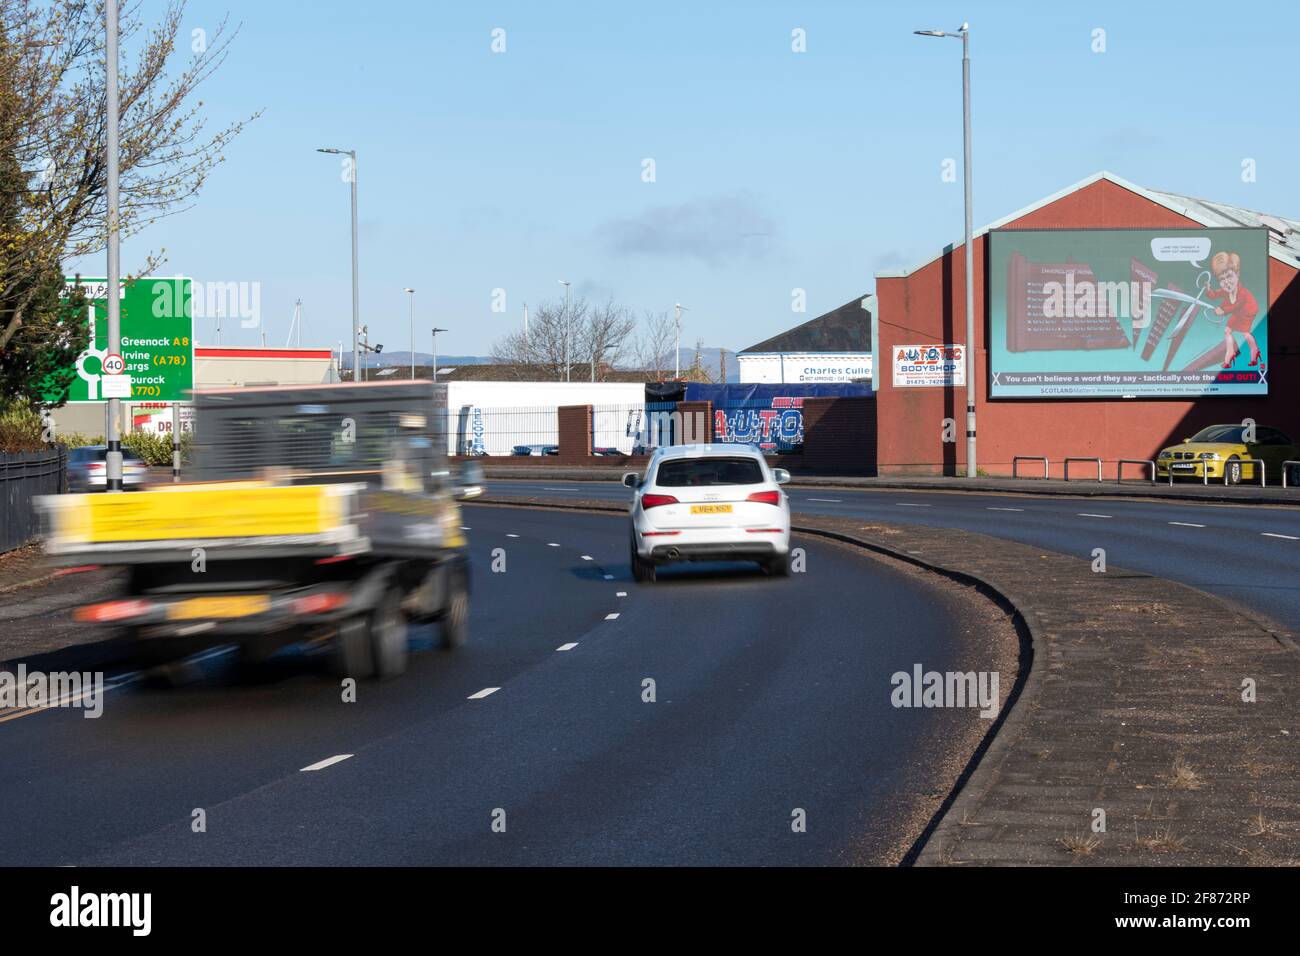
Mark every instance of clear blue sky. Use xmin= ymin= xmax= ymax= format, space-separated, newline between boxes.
xmin=71 ymin=0 xmax=1300 ymax=358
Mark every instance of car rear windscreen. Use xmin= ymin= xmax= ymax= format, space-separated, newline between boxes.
xmin=655 ymin=457 xmax=764 ymax=487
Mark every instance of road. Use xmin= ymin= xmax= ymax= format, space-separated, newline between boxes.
xmin=0 ymin=505 xmax=996 ymax=866
xmin=489 ymin=480 xmax=1300 ymax=632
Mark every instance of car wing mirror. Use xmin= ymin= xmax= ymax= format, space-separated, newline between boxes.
xmin=772 ymin=468 xmax=791 ymax=484
xmin=622 ymin=472 xmax=640 ymax=489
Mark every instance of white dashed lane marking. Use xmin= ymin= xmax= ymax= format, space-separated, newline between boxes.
xmin=1262 ymin=532 xmax=1299 ymax=541
xmin=581 ymin=555 xmax=593 ymax=561
xmin=547 ymin=543 xmax=560 ymax=547
xmin=895 ymin=502 xmax=931 ymax=507
xmin=468 ymin=687 xmax=500 ymax=699
xmin=616 ymin=591 xmax=627 ymax=597
xmin=1169 ymin=521 xmax=1206 ymax=528
xmin=506 ymin=533 xmax=519 ymax=538
xmin=987 ymin=507 xmax=1024 ymax=512
xmin=556 ymin=643 xmax=578 ymax=651
xmin=300 ymin=754 xmax=353 ymax=772
xmin=604 ymin=613 xmax=620 ymax=621
xmin=807 ymin=497 xmax=842 ymax=503
xmin=1077 ymin=513 xmax=1112 ymax=519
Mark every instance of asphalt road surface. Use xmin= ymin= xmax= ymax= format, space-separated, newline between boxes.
xmin=0 ymin=505 xmax=991 ymax=866
xmin=490 ymin=480 xmax=1300 ymax=632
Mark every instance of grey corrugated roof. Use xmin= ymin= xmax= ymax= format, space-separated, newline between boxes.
xmin=1144 ymin=188 xmax=1300 ymax=265
xmin=740 ymin=295 xmax=873 ymax=354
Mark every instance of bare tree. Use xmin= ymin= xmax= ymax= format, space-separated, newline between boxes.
xmin=578 ymin=299 xmax=634 ymax=381
xmin=490 ymin=297 xmax=589 ymax=380
xmin=633 ymin=309 xmax=675 ymax=380
xmin=0 ymin=0 xmax=259 ymax=353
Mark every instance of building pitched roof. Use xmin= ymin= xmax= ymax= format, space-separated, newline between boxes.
xmin=740 ymin=295 xmax=874 ymax=354
xmin=875 ymin=171 xmax=1300 ymax=279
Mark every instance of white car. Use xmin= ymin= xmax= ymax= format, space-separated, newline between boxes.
xmin=624 ymin=444 xmax=792 ymax=582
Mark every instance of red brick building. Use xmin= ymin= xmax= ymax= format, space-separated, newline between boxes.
xmin=874 ymin=172 xmax=1300 ymax=475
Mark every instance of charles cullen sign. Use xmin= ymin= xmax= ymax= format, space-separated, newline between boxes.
xmin=45 ymin=277 xmax=194 ymax=404
xmin=737 ymin=353 xmax=873 ymax=384
xmin=988 ymin=227 xmax=1269 ymax=397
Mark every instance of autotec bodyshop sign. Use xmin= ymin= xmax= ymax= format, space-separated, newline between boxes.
xmin=988 ymin=228 xmax=1269 ymax=397
xmin=48 ymin=277 xmax=194 ymax=403
xmin=893 ymin=344 xmax=966 ymax=387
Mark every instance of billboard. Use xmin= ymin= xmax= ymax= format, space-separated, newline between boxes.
xmin=45 ymin=277 xmax=194 ymax=403
xmin=988 ymin=228 xmax=1269 ymax=397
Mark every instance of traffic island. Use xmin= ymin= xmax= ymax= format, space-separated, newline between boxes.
xmin=473 ymin=493 xmax=1300 ymax=866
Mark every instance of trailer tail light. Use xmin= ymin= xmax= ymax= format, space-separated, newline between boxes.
xmin=640 ymin=493 xmax=679 ymax=509
xmin=746 ymin=490 xmax=781 ymax=506
xmin=293 ymin=592 xmax=349 ymax=615
xmin=74 ymin=599 xmax=152 ymax=622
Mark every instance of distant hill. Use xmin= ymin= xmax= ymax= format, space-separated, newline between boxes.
xmin=345 ymin=352 xmax=490 ymax=369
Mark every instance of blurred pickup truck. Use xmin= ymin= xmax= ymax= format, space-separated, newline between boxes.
xmin=37 ymin=381 xmax=482 ymax=680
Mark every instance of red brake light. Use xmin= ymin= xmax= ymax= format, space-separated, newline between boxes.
xmin=74 ymin=599 xmax=152 ymax=622
xmin=640 ymin=493 xmax=679 ymax=509
xmin=746 ymin=490 xmax=781 ymax=506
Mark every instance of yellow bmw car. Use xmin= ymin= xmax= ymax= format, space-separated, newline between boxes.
xmin=1157 ymin=424 xmax=1300 ymax=485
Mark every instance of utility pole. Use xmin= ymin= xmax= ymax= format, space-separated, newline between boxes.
xmin=317 ymin=147 xmax=359 ymax=383
xmin=673 ymin=303 xmax=688 ymax=378
xmin=559 ymin=279 xmax=572 ymax=382
xmin=404 ymin=287 xmax=416 ymax=377
xmin=915 ymin=23 xmax=977 ymax=477
xmin=104 ymin=0 xmax=123 ymax=491
xmin=431 ymin=327 xmax=448 ymax=383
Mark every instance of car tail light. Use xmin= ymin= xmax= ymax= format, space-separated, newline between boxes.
xmin=74 ymin=599 xmax=153 ymax=622
xmin=293 ymin=592 xmax=348 ymax=615
xmin=88 ymin=463 xmax=105 ymax=472
xmin=746 ymin=490 xmax=781 ymax=506
xmin=641 ymin=530 xmax=680 ymax=537
xmin=746 ymin=528 xmax=784 ymax=533
xmin=640 ymin=493 xmax=678 ymax=509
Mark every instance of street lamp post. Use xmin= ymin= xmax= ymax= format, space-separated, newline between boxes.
xmin=404 ymin=287 xmax=415 ymax=377
xmin=915 ymin=23 xmax=977 ymax=478
xmin=431 ymin=327 xmax=448 ymax=384
xmin=317 ymin=147 xmax=359 ymax=382
xmin=104 ymin=0 xmax=123 ymax=491
xmin=558 ymin=280 xmax=571 ymax=382
xmin=674 ymin=303 xmax=688 ymax=378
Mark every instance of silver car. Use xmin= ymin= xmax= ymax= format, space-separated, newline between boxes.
xmin=67 ymin=445 xmax=147 ymax=492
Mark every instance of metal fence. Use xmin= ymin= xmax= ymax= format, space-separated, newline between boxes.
xmin=1 ymin=448 xmax=65 ymax=554
xmin=446 ymin=406 xmax=561 ymax=457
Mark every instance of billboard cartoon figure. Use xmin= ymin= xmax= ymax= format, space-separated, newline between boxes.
xmin=1205 ymin=251 xmax=1260 ymax=368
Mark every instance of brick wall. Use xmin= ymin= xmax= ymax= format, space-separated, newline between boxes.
xmin=797 ymin=396 xmax=877 ymax=474
xmin=556 ymin=404 xmax=593 ymax=464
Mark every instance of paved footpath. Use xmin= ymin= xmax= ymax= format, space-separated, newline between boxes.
xmin=479 ymin=494 xmax=1300 ymax=866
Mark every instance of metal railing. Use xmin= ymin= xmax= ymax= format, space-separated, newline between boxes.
xmin=1063 ymin=457 xmax=1102 ymax=482
xmin=1011 ymin=456 xmax=1048 ymax=479
xmin=1 ymin=448 xmax=66 ymax=554
xmin=1116 ymin=459 xmax=1156 ymax=483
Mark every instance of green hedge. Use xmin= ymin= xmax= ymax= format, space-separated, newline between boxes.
xmin=1 ymin=400 xmax=192 ymax=463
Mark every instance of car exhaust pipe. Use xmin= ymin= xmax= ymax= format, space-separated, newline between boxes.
xmin=666 ymin=548 xmax=680 ymax=559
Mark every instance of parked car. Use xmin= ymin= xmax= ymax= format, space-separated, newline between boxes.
xmin=1156 ymin=424 xmax=1300 ymax=484
xmin=511 ymin=444 xmax=559 ymax=456
xmin=67 ymin=445 xmax=147 ymax=492
xmin=624 ymin=444 xmax=791 ymax=582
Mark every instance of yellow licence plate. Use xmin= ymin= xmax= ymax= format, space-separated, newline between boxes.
xmin=167 ymin=595 xmax=270 ymax=621
xmin=690 ymin=504 xmax=733 ymax=515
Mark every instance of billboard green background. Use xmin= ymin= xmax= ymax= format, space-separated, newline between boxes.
xmin=47 ymin=277 xmax=194 ymax=403
xmin=988 ymin=228 xmax=1269 ymax=397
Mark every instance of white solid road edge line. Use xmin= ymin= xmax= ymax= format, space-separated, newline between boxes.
xmin=468 ymin=687 xmax=501 ymax=699
xmin=300 ymin=754 xmax=353 ymax=772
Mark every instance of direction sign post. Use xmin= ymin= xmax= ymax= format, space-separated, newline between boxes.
xmin=47 ymin=277 xmax=194 ymax=405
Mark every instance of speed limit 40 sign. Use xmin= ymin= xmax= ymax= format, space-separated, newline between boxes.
xmin=102 ymin=353 xmax=125 ymax=375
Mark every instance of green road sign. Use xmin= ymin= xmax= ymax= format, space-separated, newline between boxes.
xmin=49 ymin=277 xmax=194 ymax=403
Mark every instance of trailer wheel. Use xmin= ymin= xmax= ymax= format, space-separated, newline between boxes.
xmin=332 ymin=616 xmax=374 ymax=680
xmin=439 ymin=567 xmax=469 ymax=649
xmin=370 ymin=589 xmax=409 ymax=678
